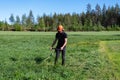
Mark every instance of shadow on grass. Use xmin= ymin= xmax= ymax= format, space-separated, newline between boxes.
xmin=9 ymin=57 xmax=18 ymax=61
xmin=34 ymin=57 xmax=44 ymax=64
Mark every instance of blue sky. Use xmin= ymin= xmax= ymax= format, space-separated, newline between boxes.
xmin=0 ymin=0 xmax=119 ymax=22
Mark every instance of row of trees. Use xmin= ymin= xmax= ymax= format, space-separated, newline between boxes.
xmin=0 ymin=3 xmax=120 ymax=31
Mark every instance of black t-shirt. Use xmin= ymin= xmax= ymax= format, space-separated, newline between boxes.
xmin=56 ymin=32 xmax=67 ymax=48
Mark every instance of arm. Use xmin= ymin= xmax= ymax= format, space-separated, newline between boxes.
xmin=51 ymin=38 xmax=57 ymax=49
xmin=61 ymin=38 xmax=67 ymax=50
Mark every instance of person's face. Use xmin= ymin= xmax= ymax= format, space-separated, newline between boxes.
xmin=58 ymin=30 xmax=62 ymax=33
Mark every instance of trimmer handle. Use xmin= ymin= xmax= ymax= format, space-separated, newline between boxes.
xmin=52 ymin=48 xmax=61 ymax=50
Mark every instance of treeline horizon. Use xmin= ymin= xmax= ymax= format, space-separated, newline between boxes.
xmin=0 ymin=3 xmax=120 ymax=31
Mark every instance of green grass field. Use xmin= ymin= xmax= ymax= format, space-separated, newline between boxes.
xmin=0 ymin=31 xmax=120 ymax=80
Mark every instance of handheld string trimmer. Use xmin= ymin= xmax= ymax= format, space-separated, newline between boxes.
xmin=38 ymin=48 xmax=60 ymax=64
xmin=43 ymin=48 xmax=60 ymax=62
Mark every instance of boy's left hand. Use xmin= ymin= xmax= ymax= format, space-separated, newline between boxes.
xmin=61 ymin=47 xmax=64 ymax=50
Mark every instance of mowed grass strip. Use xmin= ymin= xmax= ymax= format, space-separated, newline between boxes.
xmin=99 ymin=40 xmax=120 ymax=79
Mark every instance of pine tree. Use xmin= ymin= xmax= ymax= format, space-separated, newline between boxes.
xmin=26 ymin=10 xmax=35 ymax=30
xmin=9 ymin=14 xmax=15 ymax=25
xmin=22 ymin=14 xmax=27 ymax=30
